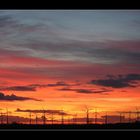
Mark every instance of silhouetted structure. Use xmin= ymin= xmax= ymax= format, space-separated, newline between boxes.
xmin=42 ymin=109 xmax=46 ymax=125
xmin=61 ymin=110 xmax=64 ymax=125
xmin=0 ymin=111 xmax=3 ymax=124
xmin=85 ymin=106 xmax=90 ymax=125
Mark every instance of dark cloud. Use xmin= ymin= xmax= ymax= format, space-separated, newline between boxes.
xmin=76 ymin=89 xmax=111 ymax=94
xmin=0 ymin=92 xmax=40 ymax=101
xmin=59 ymin=87 xmax=111 ymax=94
xmin=16 ymin=108 xmax=69 ymax=115
xmin=75 ymin=89 xmax=94 ymax=94
xmin=28 ymin=84 xmax=48 ymax=88
xmin=0 ymin=82 xmax=69 ymax=92
xmin=47 ymin=81 xmax=69 ymax=87
xmin=0 ymin=86 xmax=37 ymax=91
xmin=90 ymin=73 xmax=140 ymax=88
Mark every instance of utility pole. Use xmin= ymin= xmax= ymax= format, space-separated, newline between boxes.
xmin=0 ymin=112 xmax=3 ymax=124
xmin=43 ymin=110 xmax=46 ymax=125
xmin=85 ymin=107 xmax=89 ymax=125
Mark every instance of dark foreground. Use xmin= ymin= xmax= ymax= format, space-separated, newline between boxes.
xmin=0 ymin=122 xmax=140 ymax=130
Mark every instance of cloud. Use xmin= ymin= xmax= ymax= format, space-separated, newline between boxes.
xmin=59 ymin=87 xmax=111 ymax=94
xmin=0 ymin=92 xmax=40 ymax=101
xmin=16 ymin=108 xmax=69 ymax=115
xmin=28 ymin=84 xmax=48 ymax=88
xmin=76 ymin=89 xmax=111 ymax=94
xmin=90 ymin=73 xmax=140 ymax=88
xmin=15 ymin=39 xmax=140 ymax=65
xmin=0 ymin=86 xmax=37 ymax=91
xmin=0 ymin=12 xmax=140 ymax=84
xmin=47 ymin=81 xmax=69 ymax=87
xmin=0 ymin=82 xmax=70 ymax=92
xmin=28 ymin=81 xmax=69 ymax=88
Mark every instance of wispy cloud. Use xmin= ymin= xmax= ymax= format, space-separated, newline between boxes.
xmin=0 ymin=13 xmax=140 ymax=65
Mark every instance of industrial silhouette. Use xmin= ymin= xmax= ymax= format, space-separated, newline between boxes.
xmin=0 ymin=107 xmax=140 ymax=129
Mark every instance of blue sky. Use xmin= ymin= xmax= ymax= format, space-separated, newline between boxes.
xmin=1 ymin=10 xmax=140 ymax=41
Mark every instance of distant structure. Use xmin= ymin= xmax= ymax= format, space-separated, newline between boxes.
xmin=42 ymin=109 xmax=46 ymax=125
xmin=0 ymin=110 xmax=3 ymax=124
xmin=136 ymin=107 xmax=140 ymax=122
xmin=61 ymin=109 xmax=64 ymax=125
xmin=86 ymin=107 xmax=89 ymax=124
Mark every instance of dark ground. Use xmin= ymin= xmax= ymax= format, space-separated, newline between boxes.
xmin=0 ymin=122 xmax=140 ymax=130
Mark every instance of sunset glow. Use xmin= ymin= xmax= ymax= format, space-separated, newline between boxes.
xmin=0 ymin=10 xmax=140 ymax=124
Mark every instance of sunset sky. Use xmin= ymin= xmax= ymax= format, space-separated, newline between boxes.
xmin=0 ymin=10 xmax=140 ymax=123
